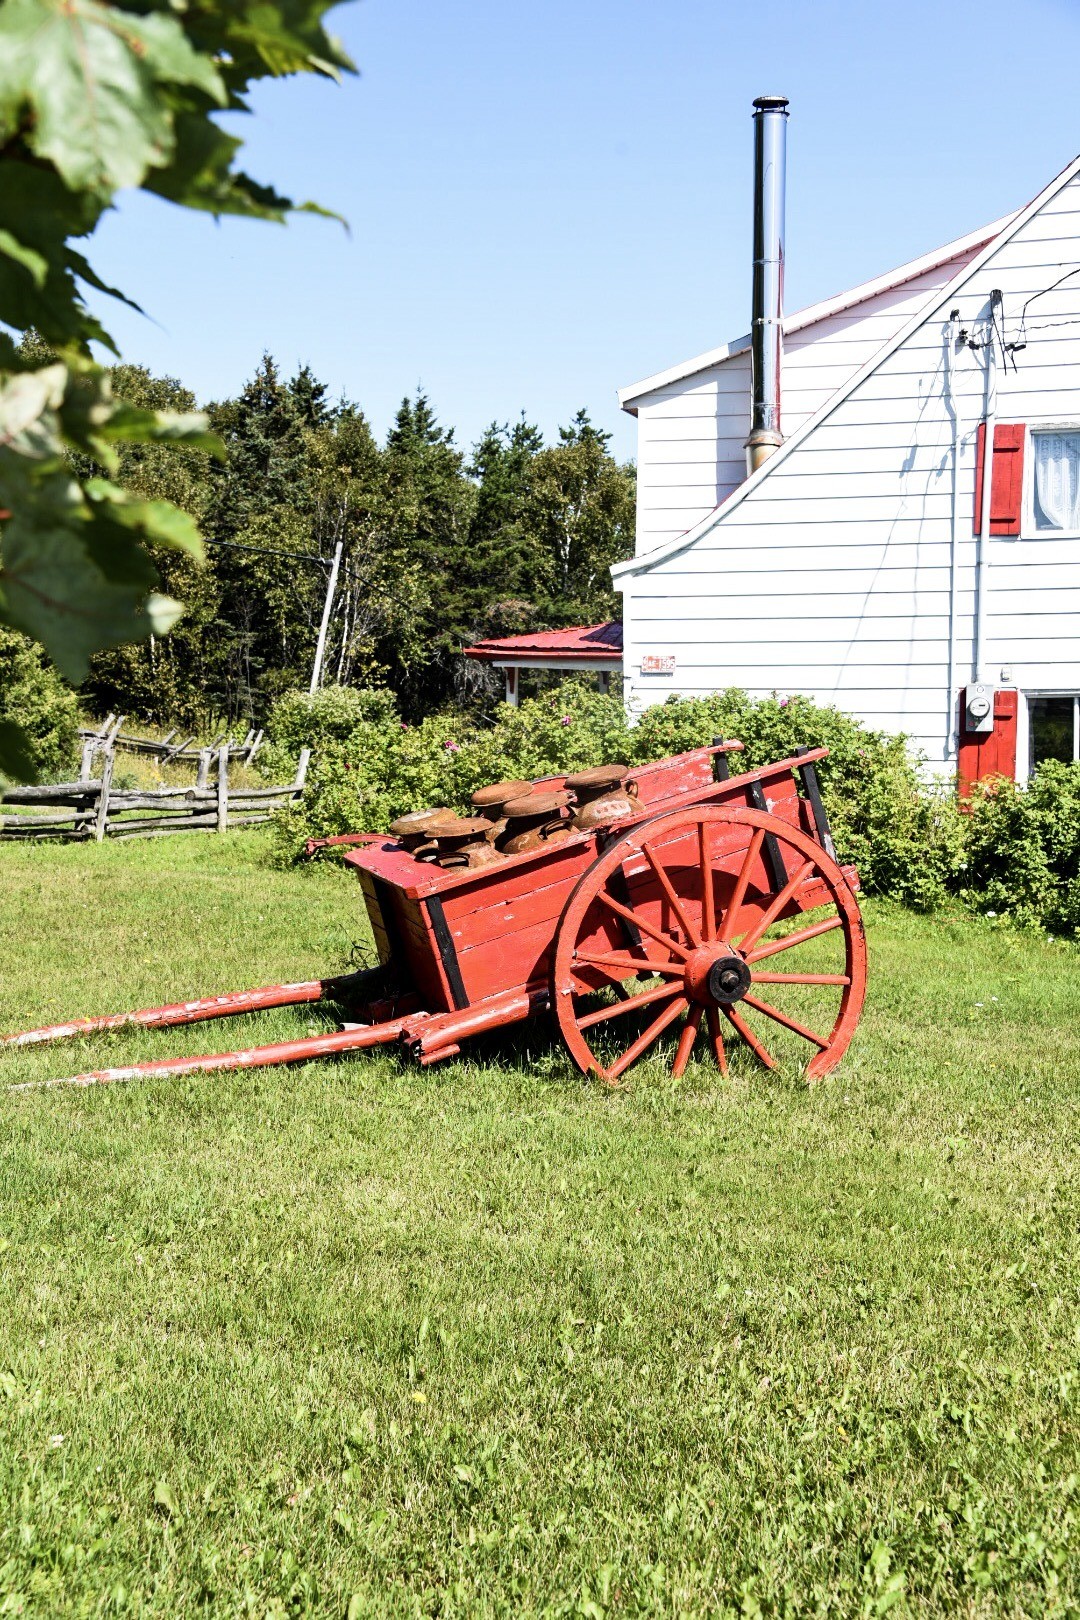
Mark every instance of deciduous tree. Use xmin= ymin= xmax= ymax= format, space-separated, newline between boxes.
xmin=0 ymin=0 xmax=355 ymax=775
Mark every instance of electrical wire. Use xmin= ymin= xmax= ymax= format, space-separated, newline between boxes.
xmin=1009 ymin=265 xmax=1080 ymax=354
xmin=1018 ymin=264 xmax=1080 ymax=326
xmin=991 ymin=293 xmax=1015 ymax=372
xmin=202 ymin=536 xmax=334 ymax=566
xmin=1008 ymin=315 xmax=1080 ymax=335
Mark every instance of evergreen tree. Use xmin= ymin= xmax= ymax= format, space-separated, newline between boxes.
xmin=305 ymin=404 xmax=429 ymax=689
xmin=71 ymin=360 xmax=633 ymax=728
xmin=289 ymin=364 xmax=334 ymax=428
xmin=208 ymin=353 xmax=310 ymax=540
xmin=382 ymin=390 xmax=477 ymax=712
xmin=524 ymin=409 xmax=636 ymax=625
xmin=558 ymin=407 xmax=612 ymax=451
xmin=463 ymin=414 xmax=545 ymax=632
xmin=204 ymin=355 xmax=322 ymax=718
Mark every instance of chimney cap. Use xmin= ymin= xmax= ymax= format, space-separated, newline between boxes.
xmin=752 ymin=95 xmax=790 ymax=113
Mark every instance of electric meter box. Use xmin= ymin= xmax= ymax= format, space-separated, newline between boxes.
xmin=963 ymin=682 xmax=995 ymax=736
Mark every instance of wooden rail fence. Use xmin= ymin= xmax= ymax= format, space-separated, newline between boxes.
xmin=1 ymin=748 xmax=310 ymax=842
xmin=77 ymin=716 xmax=265 ymax=775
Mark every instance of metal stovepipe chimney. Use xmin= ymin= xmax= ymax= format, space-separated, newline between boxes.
xmin=745 ymin=95 xmax=789 ymax=474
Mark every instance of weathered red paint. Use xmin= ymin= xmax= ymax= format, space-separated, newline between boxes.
xmin=12 ymin=1018 xmax=412 ymax=1089
xmin=958 ymin=687 xmax=1019 ymax=796
xmin=9 ymin=741 xmax=866 ymax=1090
xmin=0 ymin=970 xmax=391 ymax=1050
xmin=1 ymin=980 xmax=330 ymax=1048
xmin=974 ymin=422 xmax=1025 ymax=536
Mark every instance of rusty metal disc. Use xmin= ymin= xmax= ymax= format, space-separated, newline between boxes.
xmin=564 ymin=765 xmax=630 ymax=792
xmin=501 ymin=791 xmax=572 ymax=818
xmin=389 ymin=809 xmax=453 ymax=836
xmin=470 ymin=779 xmax=534 ymax=808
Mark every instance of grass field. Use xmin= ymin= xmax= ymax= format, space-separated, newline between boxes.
xmin=1 ymin=833 xmax=1078 ymax=1617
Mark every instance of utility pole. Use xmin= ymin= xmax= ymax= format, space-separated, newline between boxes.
xmin=309 ymin=538 xmax=343 ymax=695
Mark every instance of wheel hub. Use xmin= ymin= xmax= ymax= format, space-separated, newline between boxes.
xmin=683 ymin=943 xmax=752 ymax=1006
xmin=707 ymin=955 xmax=752 ymax=1004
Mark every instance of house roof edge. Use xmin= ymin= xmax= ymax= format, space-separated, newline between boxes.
xmin=617 ymin=213 xmax=1017 ymax=412
xmin=613 ymin=157 xmax=1080 ymax=581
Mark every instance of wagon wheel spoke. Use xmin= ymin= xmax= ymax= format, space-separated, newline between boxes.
xmin=642 ymin=841 xmax=701 ymax=947
xmin=718 ymin=827 xmax=764 ymax=942
xmin=743 ymin=914 xmax=843 ymax=964
xmin=706 ymin=1007 xmax=728 ymax=1076
xmin=698 ymin=820 xmax=716 ymax=941
xmin=574 ymin=950 xmax=686 ymax=979
xmin=722 ymin=1004 xmax=779 ymax=1070
xmin=596 ymin=889 xmax=691 ymax=959
xmin=577 ymin=980 xmax=685 ymax=1030
xmin=671 ymin=1005 xmax=703 ymax=1078
xmin=742 ymin=993 xmax=830 ymax=1051
xmin=605 ymin=995 xmax=690 ymax=1083
xmin=751 ymin=971 xmax=851 ymax=985
xmin=736 ymin=859 xmax=817 ymax=956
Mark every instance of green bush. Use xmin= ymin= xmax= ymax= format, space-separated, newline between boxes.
xmin=267 ymin=681 xmax=951 ymax=906
xmin=0 ymin=628 xmax=80 ymax=781
xmin=266 ymin=679 xmax=1080 ymax=938
xmin=960 ymin=760 xmax=1080 ymax=935
xmin=265 ymin=681 xmax=633 ymax=854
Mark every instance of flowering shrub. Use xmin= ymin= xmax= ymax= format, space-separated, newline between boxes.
xmin=263 ymin=680 xmax=1080 ymax=936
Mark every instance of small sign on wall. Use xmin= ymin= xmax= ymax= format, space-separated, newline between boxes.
xmin=640 ymin=653 xmax=676 ymax=675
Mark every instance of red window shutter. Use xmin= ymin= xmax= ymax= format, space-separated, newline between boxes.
xmin=958 ymin=688 xmax=1019 ymax=799
xmin=974 ymin=423 xmax=1025 ymax=536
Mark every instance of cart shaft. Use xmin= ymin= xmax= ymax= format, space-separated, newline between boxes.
xmin=1 ymin=970 xmax=379 ymax=1049
xmin=12 ymin=1018 xmax=411 ymax=1089
xmin=13 ymin=987 xmax=548 ymax=1090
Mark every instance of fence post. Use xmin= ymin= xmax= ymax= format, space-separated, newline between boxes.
xmin=196 ymin=748 xmax=211 ymax=789
xmin=216 ymin=745 xmax=229 ymax=833
xmin=295 ymin=748 xmax=311 ymax=793
xmin=94 ymin=749 xmax=114 ymax=842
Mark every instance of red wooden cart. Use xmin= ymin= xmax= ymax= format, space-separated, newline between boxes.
xmin=5 ymin=742 xmax=867 ymax=1089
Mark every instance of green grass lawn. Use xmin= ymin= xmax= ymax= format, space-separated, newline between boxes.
xmin=1 ymin=833 xmax=1078 ymax=1617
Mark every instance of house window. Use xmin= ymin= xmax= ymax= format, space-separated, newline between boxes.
xmin=1031 ymin=431 xmax=1080 ymax=532
xmin=975 ymin=423 xmax=1080 ymax=536
xmin=1029 ymin=694 xmax=1080 ymax=770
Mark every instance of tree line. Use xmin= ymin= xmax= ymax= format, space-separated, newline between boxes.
xmin=84 ymin=355 xmax=636 ymax=726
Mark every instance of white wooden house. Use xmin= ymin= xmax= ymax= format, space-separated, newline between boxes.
xmin=614 ymin=123 xmax=1080 ymax=786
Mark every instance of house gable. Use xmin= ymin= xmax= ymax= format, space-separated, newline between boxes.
xmin=616 ymin=153 xmax=1080 ymax=774
xmin=622 ymin=224 xmax=1010 ymax=560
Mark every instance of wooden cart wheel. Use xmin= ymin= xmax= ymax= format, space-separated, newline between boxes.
xmin=551 ymin=804 xmax=866 ymax=1087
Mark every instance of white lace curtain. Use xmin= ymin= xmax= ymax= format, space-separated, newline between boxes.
xmin=1033 ymin=431 xmax=1080 ymax=530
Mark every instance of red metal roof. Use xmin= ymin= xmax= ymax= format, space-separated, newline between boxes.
xmin=463 ymin=622 xmax=623 ymax=662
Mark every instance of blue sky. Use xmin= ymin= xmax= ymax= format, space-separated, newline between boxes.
xmin=87 ymin=0 xmax=1080 ymax=462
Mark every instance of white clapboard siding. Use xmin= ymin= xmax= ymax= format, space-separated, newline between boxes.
xmin=631 ymin=251 xmax=983 ymax=551
xmin=620 ymin=165 xmax=1080 ymax=770
xmin=639 ymin=535 xmax=961 ymax=567
xmin=643 ymin=420 xmax=750 ymax=445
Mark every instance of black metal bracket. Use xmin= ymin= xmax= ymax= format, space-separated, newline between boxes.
xmin=794 ymin=746 xmax=836 ymax=860
xmin=747 ymin=778 xmax=789 ymax=892
xmin=607 ymin=863 xmax=644 ymax=951
xmin=711 ymin=737 xmax=731 ymax=783
xmin=425 ymin=894 xmax=470 ymax=1011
